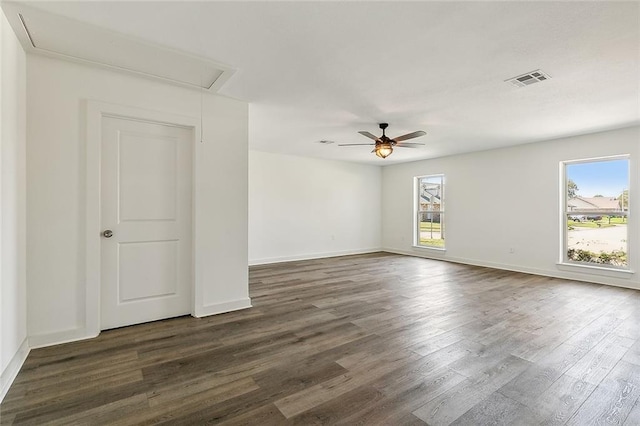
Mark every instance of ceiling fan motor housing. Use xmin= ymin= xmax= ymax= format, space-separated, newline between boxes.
xmin=378 ymin=123 xmax=391 ymax=144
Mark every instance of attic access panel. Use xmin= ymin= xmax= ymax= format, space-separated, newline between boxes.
xmin=3 ymin=3 xmax=235 ymax=91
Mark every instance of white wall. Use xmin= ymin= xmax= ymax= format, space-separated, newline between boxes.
xmin=27 ymin=55 xmax=249 ymax=346
xmin=0 ymin=10 xmax=28 ymax=401
xmin=382 ymin=126 xmax=640 ymax=289
xmin=249 ymin=151 xmax=381 ymax=264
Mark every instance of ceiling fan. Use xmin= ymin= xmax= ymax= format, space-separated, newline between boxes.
xmin=339 ymin=123 xmax=426 ymax=158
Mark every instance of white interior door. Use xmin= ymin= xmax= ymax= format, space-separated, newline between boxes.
xmin=100 ymin=116 xmax=193 ymax=330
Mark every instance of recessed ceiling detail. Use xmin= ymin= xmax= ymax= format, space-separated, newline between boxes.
xmin=506 ymin=70 xmax=551 ymax=87
xmin=3 ymin=3 xmax=236 ymax=91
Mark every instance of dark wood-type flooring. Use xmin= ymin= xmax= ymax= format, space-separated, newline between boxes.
xmin=2 ymin=252 xmax=640 ymax=425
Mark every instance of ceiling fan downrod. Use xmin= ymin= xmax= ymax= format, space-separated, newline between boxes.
xmin=379 ymin=123 xmax=388 ymax=138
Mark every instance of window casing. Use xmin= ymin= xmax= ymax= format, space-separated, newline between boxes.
xmin=415 ymin=175 xmax=445 ymax=249
xmin=561 ymin=156 xmax=629 ymax=270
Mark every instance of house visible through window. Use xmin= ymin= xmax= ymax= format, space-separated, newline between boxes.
xmin=416 ymin=175 xmax=444 ymax=248
xmin=563 ymin=156 xmax=629 ymax=269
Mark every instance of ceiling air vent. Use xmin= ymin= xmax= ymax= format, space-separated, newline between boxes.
xmin=506 ymin=70 xmax=551 ymax=87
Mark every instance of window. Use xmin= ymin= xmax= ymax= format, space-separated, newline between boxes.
xmin=562 ymin=156 xmax=629 ymax=269
xmin=416 ymin=175 xmax=445 ymax=248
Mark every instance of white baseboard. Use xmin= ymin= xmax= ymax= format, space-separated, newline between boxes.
xmin=194 ymin=297 xmax=252 ymax=318
xmin=384 ymin=248 xmax=640 ymax=291
xmin=0 ymin=338 xmax=29 ymax=403
xmin=27 ymin=298 xmax=254 ymax=347
xmin=27 ymin=298 xmax=255 ymax=347
xmin=249 ymin=248 xmax=382 ymax=266
xmin=28 ymin=327 xmax=98 ymax=350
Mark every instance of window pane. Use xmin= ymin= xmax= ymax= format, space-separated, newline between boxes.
xmin=419 ymin=213 xmax=444 ymax=247
xmin=417 ymin=175 xmax=444 ymax=248
xmin=566 ymin=213 xmax=627 ymax=266
xmin=565 ymin=158 xmax=628 ymax=268
xmin=419 ymin=176 xmax=443 ymax=212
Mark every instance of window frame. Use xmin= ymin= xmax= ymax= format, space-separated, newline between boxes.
xmin=560 ymin=155 xmax=631 ymax=271
xmin=414 ymin=174 xmax=445 ymax=250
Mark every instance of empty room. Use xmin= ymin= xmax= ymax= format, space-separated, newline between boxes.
xmin=1 ymin=1 xmax=639 ymax=424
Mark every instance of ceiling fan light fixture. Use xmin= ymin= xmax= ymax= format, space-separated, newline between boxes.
xmin=340 ymin=123 xmax=425 ymax=158
xmin=375 ymin=143 xmax=393 ymax=158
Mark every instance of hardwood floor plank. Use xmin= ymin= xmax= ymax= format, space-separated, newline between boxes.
xmin=274 ymin=348 xmax=420 ymax=418
xmin=116 ymin=378 xmax=260 ymax=425
xmin=46 ymin=394 xmax=149 ymax=426
xmin=252 ymin=361 xmax=349 ymax=398
xmin=2 ymin=252 xmax=639 ymax=425
xmin=288 ymin=385 xmax=385 ymax=425
xmin=529 ymin=374 xmax=597 ymax=426
xmin=624 ymin=399 xmax=640 ymax=425
xmin=623 ymin=340 xmax=640 ymax=366
xmin=450 ymin=330 xmax=535 ymax=378
xmin=393 ymin=413 xmax=429 ymax=425
xmin=218 ymin=403 xmax=289 ymax=426
xmin=340 ymin=366 xmax=467 ymax=425
xmin=0 ymin=369 xmax=144 ymax=415
xmin=565 ymin=333 xmax=634 ymax=385
xmin=566 ymin=360 xmax=640 ymax=425
xmin=405 ymin=338 xmax=486 ymax=379
xmin=499 ymin=340 xmax=593 ymax=405
xmin=510 ymin=305 xmax=606 ymax=363
xmin=614 ymin=312 xmax=640 ymax=340
xmin=407 ymin=327 xmax=471 ymax=357
xmin=147 ymin=376 xmax=258 ymax=409
xmin=563 ymin=311 xmax=625 ymax=352
xmin=450 ymin=391 xmax=541 ymax=425
xmin=0 ymin=412 xmax=15 ymax=426
xmin=411 ymin=355 xmax=531 ymax=425
xmin=10 ymin=380 xmax=153 ymax=425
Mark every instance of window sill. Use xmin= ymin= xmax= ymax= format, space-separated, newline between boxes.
xmin=412 ymin=245 xmax=446 ymax=252
xmin=556 ymin=262 xmax=634 ymax=278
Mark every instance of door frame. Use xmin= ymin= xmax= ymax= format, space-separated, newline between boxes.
xmin=85 ymin=100 xmax=199 ymax=336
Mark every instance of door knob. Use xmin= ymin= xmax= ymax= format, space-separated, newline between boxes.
xmin=103 ymin=229 xmax=113 ymax=238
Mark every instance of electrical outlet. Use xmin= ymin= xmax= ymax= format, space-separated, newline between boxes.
xmin=509 ymin=248 xmax=515 ymax=254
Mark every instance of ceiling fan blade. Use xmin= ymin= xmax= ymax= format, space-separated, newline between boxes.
xmin=338 ymin=143 xmax=376 ymax=146
xmin=392 ymin=130 xmax=426 ymax=142
xmin=358 ymin=131 xmax=380 ymax=141
xmin=395 ymin=142 xmax=425 ymax=148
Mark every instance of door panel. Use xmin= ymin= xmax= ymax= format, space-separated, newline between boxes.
xmin=118 ymin=240 xmax=178 ymax=302
xmin=118 ymin=132 xmax=177 ymax=221
xmin=101 ymin=116 xmax=192 ymax=330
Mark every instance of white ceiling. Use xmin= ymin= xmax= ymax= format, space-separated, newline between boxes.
xmin=6 ymin=1 xmax=640 ymax=165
